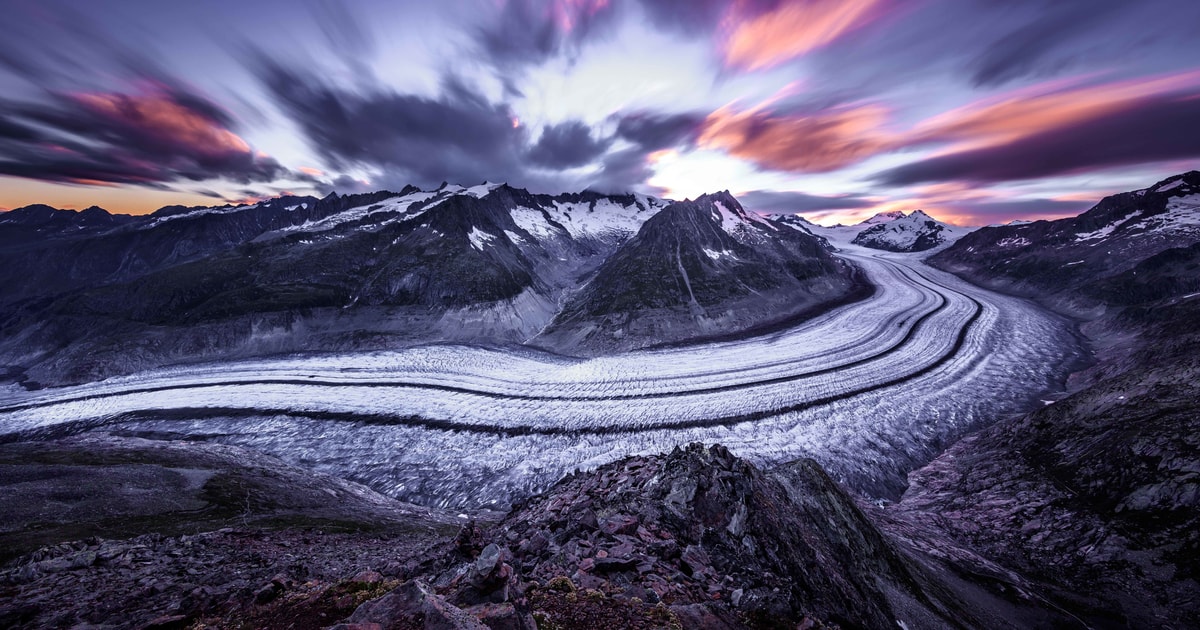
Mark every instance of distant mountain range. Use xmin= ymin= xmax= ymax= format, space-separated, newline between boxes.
xmin=3 ymin=171 xmax=1200 ymax=627
xmin=0 ymin=183 xmax=867 ymax=386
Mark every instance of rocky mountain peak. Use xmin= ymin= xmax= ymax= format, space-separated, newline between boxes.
xmin=693 ymin=190 xmax=742 ymax=210
xmin=1 ymin=204 xmax=61 ymax=225
xmin=425 ymin=443 xmax=950 ymax=628
xmin=852 ymin=208 xmax=962 ymax=252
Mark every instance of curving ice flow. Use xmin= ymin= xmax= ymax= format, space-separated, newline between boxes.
xmin=0 ymin=245 xmax=1081 ymax=508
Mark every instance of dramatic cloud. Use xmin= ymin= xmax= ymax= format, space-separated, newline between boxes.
xmin=633 ymin=0 xmax=732 ymax=34
xmin=251 ymin=54 xmax=700 ymax=193
xmin=738 ymin=190 xmax=876 ymax=213
xmin=614 ymin=112 xmax=704 ymax=151
xmin=1 ymin=0 xmax=1199 ymax=222
xmin=254 ymin=56 xmax=527 ymax=187
xmin=879 ymin=90 xmax=1200 ymax=186
xmin=723 ymin=0 xmax=886 ymax=70
xmin=907 ymin=72 xmax=1200 ymax=149
xmin=0 ymin=88 xmax=290 ymax=187
xmin=527 ymin=121 xmax=612 ymax=168
xmin=476 ymin=0 xmax=618 ymax=68
xmin=699 ymin=102 xmax=893 ymax=173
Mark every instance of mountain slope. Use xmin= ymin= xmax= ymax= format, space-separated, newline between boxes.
xmin=536 ymin=191 xmax=866 ymax=353
xmin=0 ymin=192 xmax=401 ymax=307
xmin=903 ymin=171 xmax=1200 ymax=627
xmin=0 ymin=184 xmax=668 ymax=385
xmin=929 ymin=171 xmax=1200 ymax=312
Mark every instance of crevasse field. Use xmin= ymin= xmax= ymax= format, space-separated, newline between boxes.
xmin=0 ymin=245 xmax=1081 ymax=509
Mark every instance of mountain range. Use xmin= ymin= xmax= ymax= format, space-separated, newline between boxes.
xmin=0 ymin=183 xmax=894 ymax=386
xmin=2 ymin=171 xmax=1199 ymax=628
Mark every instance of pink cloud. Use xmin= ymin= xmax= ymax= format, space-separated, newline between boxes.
xmin=722 ymin=0 xmax=885 ymax=70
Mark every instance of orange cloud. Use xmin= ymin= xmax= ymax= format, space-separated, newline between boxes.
xmin=692 ymin=69 xmax=1200 ymax=179
xmin=72 ymin=92 xmax=253 ymax=158
xmin=298 ymin=166 xmax=325 ymax=177
xmin=723 ymin=0 xmax=883 ymax=70
xmin=909 ymin=70 xmax=1200 ymax=152
xmin=698 ymin=101 xmax=893 ymax=172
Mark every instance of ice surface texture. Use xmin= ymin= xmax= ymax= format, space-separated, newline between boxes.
xmin=0 ymin=246 xmax=1079 ymax=509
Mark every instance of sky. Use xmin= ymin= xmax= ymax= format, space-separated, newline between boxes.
xmin=1 ymin=0 xmax=1198 ymax=226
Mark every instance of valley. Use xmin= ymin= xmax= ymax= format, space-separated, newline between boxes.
xmin=0 ymin=240 xmax=1080 ymax=509
xmin=4 ymin=173 xmax=1198 ymax=629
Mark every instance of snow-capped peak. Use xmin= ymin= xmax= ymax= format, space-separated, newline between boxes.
xmin=464 ymin=181 xmax=504 ymax=198
xmin=851 ymin=209 xmax=964 ymax=252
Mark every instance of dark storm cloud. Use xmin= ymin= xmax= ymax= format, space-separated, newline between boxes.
xmin=0 ymin=89 xmax=291 ymax=187
xmin=877 ymin=92 xmax=1200 ymax=186
xmin=527 ymin=121 xmax=613 ymax=169
xmin=0 ymin=1 xmax=299 ymax=189
xmin=633 ymin=0 xmax=733 ymax=34
xmin=738 ymin=190 xmax=875 ymax=214
xmin=0 ymin=0 xmax=198 ymax=97
xmin=309 ymin=0 xmax=378 ymax=81
xmin=250 ymin=47 xmax=704 ymax=192
xmin=252 ymin=56 xmax=528 ymax=188
xmin=614 ymin=112 xmax=704 ymax=151
xmin=790 ymin=0 xmax=1200 ymax=110
xmin=586 ymin=148 xmax=659 ymax=194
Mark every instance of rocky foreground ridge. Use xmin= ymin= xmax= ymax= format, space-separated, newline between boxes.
xmin=2 ymin=439 xmax=1083 ymax=629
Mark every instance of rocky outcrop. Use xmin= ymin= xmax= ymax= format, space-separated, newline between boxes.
xmin=0 ymin=438 xmax=1099 ymax=629
xmin=338 ymin=443 xmax=1082 ymax=630
xmin=899 ymin=298 xmax=1200 ymax=628
xmin=0 ymin=435 xmax=468 ymax=629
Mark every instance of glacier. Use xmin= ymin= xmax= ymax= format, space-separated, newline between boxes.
xmin=0 ymin=245 xmax=1082 ymax=509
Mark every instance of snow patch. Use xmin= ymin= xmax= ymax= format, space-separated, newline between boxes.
xmin=511 ymin=206 xmax=561 ymax=240
xmin=1156 ymin=179 xmax=1185 ymax=193
xmin=997 ymin=236 xmax=1031 ymax=248
xmin=468 ymin=227 xmax=496 ymax=250
xmin=280 ymin=191 xmax=437 ymax=234
xmin=1075 ymin=211 xmax=1141 ymax=242
xmin=464 ymin=182 xmax=502 ymax=198
xmin=702 ymin=248 xmax=735 ymax=261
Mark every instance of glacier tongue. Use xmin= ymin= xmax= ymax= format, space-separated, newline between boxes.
xmin=0 ymin=245 xmax=1080 ymax=510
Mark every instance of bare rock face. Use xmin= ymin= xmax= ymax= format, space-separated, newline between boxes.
xmin=345 ymin=443 xmax=1083 ymax=630
xmin=901 ymin=334 xmax=1200 ymax=628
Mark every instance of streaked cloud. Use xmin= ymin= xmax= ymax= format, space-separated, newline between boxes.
xmin=0 ymin=87 xmax=291 ymax=187
xmin=723 ymin=0 xmax=886 ymax=70
xmin=699 ymin=101 xmax=893 ymax=173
